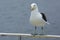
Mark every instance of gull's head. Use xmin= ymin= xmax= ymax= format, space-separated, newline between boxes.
xmin=31 ymin=3 xmax=38 ymax=11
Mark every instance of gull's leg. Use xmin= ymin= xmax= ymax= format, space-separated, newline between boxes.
xmin=32 ymin=26 xmax=37 ymax=35
xmin=34 ymin=26 xmax=37 ymax=35
xmin=40 ymin=27 xmax=44 ymax=35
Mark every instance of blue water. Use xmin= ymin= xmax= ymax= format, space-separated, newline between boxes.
xmin=0 ymin=0 xmax=60 ymax=40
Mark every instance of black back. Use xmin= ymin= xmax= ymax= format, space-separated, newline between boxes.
xmin=41 ymin=12 xmax=47 ymax=22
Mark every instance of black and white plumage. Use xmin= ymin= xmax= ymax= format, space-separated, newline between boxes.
xmin=41 ymin=12 xmax=47 ymax=22
xmin=29 ymin=3 xmax=49 ymax=35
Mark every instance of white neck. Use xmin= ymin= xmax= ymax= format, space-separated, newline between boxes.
xmin=31 ymin=8 xmax=39 ymax=14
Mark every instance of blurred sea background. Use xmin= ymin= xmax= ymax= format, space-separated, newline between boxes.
xmin=0 ymin=0 xmax=60 ymax=40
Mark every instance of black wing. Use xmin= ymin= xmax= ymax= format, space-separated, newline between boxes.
xmin=41 ymin=12 xmax=47 ymax=22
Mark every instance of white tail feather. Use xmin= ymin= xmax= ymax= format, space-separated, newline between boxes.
xmin=46 ymin=22 xmax=50 ymax=24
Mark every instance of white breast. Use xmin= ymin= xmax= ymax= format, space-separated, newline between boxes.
xmin=30 ymin=12 xmax=46 ymax=27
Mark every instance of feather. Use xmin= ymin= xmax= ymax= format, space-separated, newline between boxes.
xmin=41 ymin=12 xmax=47 ymax=22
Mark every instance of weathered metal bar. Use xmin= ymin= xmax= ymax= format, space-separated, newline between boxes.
xmin=0 ymin=33 xmax=60 ymax=38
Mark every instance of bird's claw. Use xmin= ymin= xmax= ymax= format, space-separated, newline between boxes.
xmin=31 ymin=33 xmax=38 ymax=35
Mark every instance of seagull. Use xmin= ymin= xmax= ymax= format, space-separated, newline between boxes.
xmin=29 ymin=3 xmax=49 ymax=35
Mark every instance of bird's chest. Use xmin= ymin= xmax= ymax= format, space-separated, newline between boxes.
xmin=30 ymin=15 xmax=43 ymax=24
xmin=30 ymin=16 xmax=42 ymax=23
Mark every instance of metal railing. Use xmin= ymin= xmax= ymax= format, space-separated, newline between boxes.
xmin=0 ymin=33 xmax=60 ymax=40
